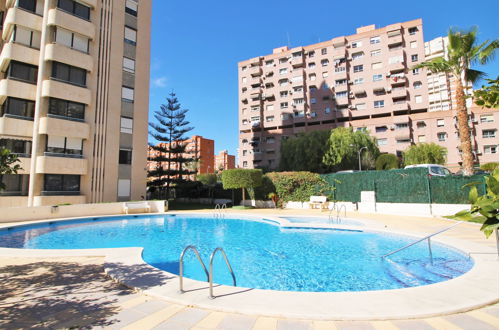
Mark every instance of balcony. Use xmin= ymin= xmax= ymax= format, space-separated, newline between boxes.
xmin=38 ymin=116 xmax=90 ymax=140
xmin=334 ymin=70 xmax=348 ymax=80
xmin=0 ymin=115 xmax=33 ymax=138
xmin=389 ymin=62 xmax=405 ymax=73
xmin=0 ymin=79 xmax=37 ymax=103
xmin=336 ymin=109 xmax=350 ymax=118
xmin=42 ymin=79 xmax=91 ymax=105
xmin=47 ymin=8 xmax=95 ymax=40
xmin=2 ymin=7 xmax=43 ymax=41
xmin=332 ymin=36 xmax=347 ymax=48
xmin=249 ymin=57 xmax=261 ymax=66
xmin=352 ymin=87 xmax=366 ymax=96
xmin=334 ymin=84 xmax=349 ymax=93
xmin=17 ymin=157 xmax=31 ymax=174
xmin=78 ymin=0 xmax=97 ymax=8
xmin=391 ymin=88 xmax=407 ymax=98
xmin=0 ymin=43 xmax=39 ymax=72
xmin=36 ymin=155 xmax=88 ymax=175
xmin=392 ymin=101 xmax=410 ymax=112
xmin=45 ymin=43 xmax=93 ymax=72
xmin=335 ymin=97 xmax=349 ymax=106
xmin=291 ymin=57 xmax=304 ymax=67
xmin=33 ymin=195 xmax=86 ymax=207
xmin=387 ymin=35 xmax=403 ymax=46
xmin=248 ymin=66 xmax=262 ymax=77
xmin=389 ymin=76 xmax=407 ymax=85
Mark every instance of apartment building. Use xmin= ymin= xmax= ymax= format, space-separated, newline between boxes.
xmin=147 ymin=135 xmax=215 ymax=176
xmin=238 ymin=19 xmax=498 ymax=170
xmin=0 ymin=0 xmax=151 ymax=207
xmin=215 ymin=149 xmax=235 ymax=171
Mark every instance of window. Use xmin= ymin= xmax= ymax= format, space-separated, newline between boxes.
xmin=120 ymin=117 xmax=133 ymax=134
xmin=413 ymin=81 xmax=422 ymax=89
xmin=373 ymin=74 xmax=383 ymax=81
xmin=308 ymin=62 xmax=316 ymax=69
xmin=356 ymin=103 xmax=366 ymax=110
xmin=375 ymin=126 xmax=388 ymax=133
xmin=48 ymin=98 xmax=85 ymax=121
xmin=377 ymin=139 xmax=387 ymax=146
xmin=293 ymin=98 xmax=304 ymax=105
xmin=0 ymin=174 xmax=29 ymax=196
xmin=266 ymin=137 xmax=275 ymax=144
xmin=374 ymin=100 xmax=384 ymax=108
xmin=280 ymin=91 xmax=288 ymax=97
xmin=418 ymin=135 xmax=426 ymax=142
xmin=242 ymin=119 xmax=248 ymax=125
xmin=0 ymin=139 xmax=32 ymax=157
xmin=311 ymin=98 xmax=316 ymax=104
xmin=51 ymin=62 xmax=86 ymax=86
xmin=395 ymin=123 xmax=409 ymax=129
xmin=7 ymin=61 xmax=38 ymax=83
xmin=241 ymin=66 xmax=247 ymax=71
xmin=55 ymin=27 xmax=89 ymax=53
xmin=124 ymin=26 xmax=137 ymax=46
xmin=310 ymin=112 xmax=317 ymax=118
xmin=415 ymin=95 xmax=423 ymax=103
xmin=44 ymin=174 xmax=80 ymax=194
xmin=321 ymin=48 xmax=327 ymax=55
xmin=371 ymin=49 xmax=381 ymax=57
xmin=294 ymin=111 xmax=305 ymax=118
xmin=280 ymin=102 xmax=288 ymax=109
xmin=279 ymin=57 xmax=288 ymax=64
xmin=410 ymin=41 xmax=417 ymax=49
xmin=12 ymin=26 xmax=41 ymax=49
xmin=279 ymin=79 xmax=288 ymax=86
xmin=353 ymin=65 xmax=363 ymax=73
xmin=242 ymin=161 xmax=248 ymax=168
xmin=370 ymin=36 xmax=381 ymax=44
xmin=125 ymin=0 xmax=138 ymax=16
xmin=46 ymin=136 xmax=83 ymax=157
xmin=417 ymin=121 xmax=426 ymax=128
xmin=335 ymin=91 xmax=347 ymax=98
xmin=265 ymin=60 xmax=273 ymax=67
xmin=122 ymin=86 xmax=134 ymax=102
xmin=241 ymin=77 xmax=247 ymax=83
xmin=352 ymin=52 xmax=364 ymax=60
xmin=354 ymin=78 xmax=364 ymax=85
xmin=279 ymin=68 xmax=287 ymax=75
xmin=308 ymin=51 xmax=315 ymax=58
xmin=265 ymin=115 xmax=274 ymax=122
xmin=118 ymin=179 xmax=131 ymax=197
xmin=123 ymin=57 xmax=135 ymax=73
xmin=322 ymin=83 xmax=329 ymax=90
xmin=408 ymin=27 xmax=418 ymax=35
xmin=389 ymin=56 xmax=403 ymax=64
xmin=57 ymin=0 xmax=90 ymax=20
xmin=437 ymin=119 xmax=445 ymax=127
xmin=266 ymin=104 xmax=274 ymax=111
xmin=119 ymin=149 xmax=132 ymax=164
xmin=483 ymin=129 xmax=496 ymax=138
xmin=411 ymin=54 xmax=419 ymax=62
xmin=484 ymin=145 xmax=497 ymax=154
xmin=242 ymin=150 xmax=247 ymax=156
xmin=309 ymin=86 xmax=317 ymax=92
xmin=325 ymin=107 xmax=331 ymax=114
xmin=1 ymin=97 xmax=35 ymax=119
xmin=396 ymin=138 xmax=411 ymax=144
xmin=351 ymin=41 xmax=362 ymax=48
xmin=293 ymin=86 xmax=303 ymax=92
xmin=18 ymin=0 xmax=36 ymax=12
xmin=321 ymin=59 xmax=329 ymax=66
xmin=437 ymin=132 xmax=447 ymax=142
xmin=309 ymin=73 xmax=316 ymax=81
xmin=322 ymin=96 xmax=330 ymax=101
xmin=480 ymin=114 xmax=494 ymax=123
xmin=335 ymin=79 xmax=347 ymax=86
xmin=322 ymin=72 xmax=328 ymax=78
xmin=335 ymin=66 xmax=346 ymax=73
xmin=412 ymin=68 xmax=420 ymax=75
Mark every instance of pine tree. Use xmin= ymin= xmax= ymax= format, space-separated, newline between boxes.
xmin=148 ymin=93 xmax=195 ymax=198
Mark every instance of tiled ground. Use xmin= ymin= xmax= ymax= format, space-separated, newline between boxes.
xmin=1 ymin=256 xmax=498 ymax=330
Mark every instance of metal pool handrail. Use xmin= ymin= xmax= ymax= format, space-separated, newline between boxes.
xmin=179 ymin=245 xmax=209 ymax=293
xmin=381 ymin=222 xmax=464 ymax=263
xmin=209 ymin=247 xmax=237 ymax=299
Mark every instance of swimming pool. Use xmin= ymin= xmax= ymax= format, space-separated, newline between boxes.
xmin=282 ymin=216 xmax=363 ymax=226
xmin=0 ymin=214 xmax=473 ymax=292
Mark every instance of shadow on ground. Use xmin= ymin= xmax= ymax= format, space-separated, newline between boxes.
xmin=0 ymin=259 xmax=133 ymax=329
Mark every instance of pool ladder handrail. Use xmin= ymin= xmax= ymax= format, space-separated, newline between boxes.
xmin=209 ymin=247 xmax=237 ymax=299
xmin=214 ymin=203 xmax=227 ymax=218
xmin=381 ymin=221 xmax=464 ymax=264
xmin=179 ymin=245 xmax=209 ymax=293
xmin=328 ymin=203 xmax=345 ymax=224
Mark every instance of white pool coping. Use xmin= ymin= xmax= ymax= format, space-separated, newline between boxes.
xmin=1 ymin=212 xmax=498 ymax=320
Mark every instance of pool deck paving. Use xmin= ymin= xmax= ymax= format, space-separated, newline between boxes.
xmin=1 ymin=208 xmax=499 ymax=329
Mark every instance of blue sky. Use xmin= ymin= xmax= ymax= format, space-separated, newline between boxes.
xmin=148 ymin=0 xmax=499 ymax=156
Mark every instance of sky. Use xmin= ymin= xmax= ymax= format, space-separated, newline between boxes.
xmin=148 ymin=0 xmax=499 ymax=156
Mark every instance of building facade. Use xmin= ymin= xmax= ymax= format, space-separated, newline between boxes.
xmin=0 ymin=0 xmax=151 ymax=207
xmin=215 ymin=149 xmax=235 ymax=171
xmin=237 ymin=19 xmax=498 ymax=171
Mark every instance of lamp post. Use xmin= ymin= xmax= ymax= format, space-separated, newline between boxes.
xmin=357 ymin=146 xmax=368 ymax=171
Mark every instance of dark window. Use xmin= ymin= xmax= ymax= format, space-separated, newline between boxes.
xmin=48 ymin=98 xmax=85 ymax=121
xmin=2 ymin=97 xmax=35 ymax=119
xmin=51 ymin=62 xmax=87 ymax=86
xmin=44 ymin=174 xmax=80 ymax=194
xmin=0 ymin=139 xmax=32 ymax=157
xmin=45 ymin=136 xmax=83 ymax=157
xmin=7 ymin=61 xmax=38 ymax=83
xmin=57 ymin=0 xmax=90 ymax=20
xmin=0 ymin=174 xmax=29 ymax=196
xmin=18 ymin=0 xmax=36 ymax=12
xmin=375 ymin=126 xmax=388 ymax=133
xmin=408 ymin=27 xmax=418 ymax=35
xmin=119 ymin=149 xmax=132 ymax=164
xmin=125 ymin=1 xmax=137 ymax=16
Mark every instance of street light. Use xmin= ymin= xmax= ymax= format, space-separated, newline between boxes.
xmin=357 ymin=146 xmax=368 ymax=171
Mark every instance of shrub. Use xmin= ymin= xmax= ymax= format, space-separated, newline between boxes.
xmin=222 ymin=169 xmax=263 ymax=200
xmin=403 ymin=143 xmax=447 ymax=166
xmin=197 ymin=173 xmax=217 ymax=185
xmin=481 ymin=162 xmax=499 ymax=172
xmin=375 ymin=153 xmax=400 ymax=170
xmin=266 ymin=172 xmax=330 ymax=206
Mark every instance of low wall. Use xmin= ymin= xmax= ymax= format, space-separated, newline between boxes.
xmin=175 ymin=198 xmax=232 ymax=205
xmin=241 ymin=200 xmax=275 ymax=208
xmin=285 ymin=201 xmax=356 ymax=212
xmin=0 ymin=201 xmax=167 ymax=224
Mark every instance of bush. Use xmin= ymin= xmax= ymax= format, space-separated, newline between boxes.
xmin=403 ymin=143 xmax=447 ymax=166
xmin=197 ymin=173 xmax=217 ymax=185
xmin=222 ymin=169 xmax=263 ymax=200
xmin=266 ymin=172 xmax=329 ymax=206
xmin=481 ymin=162 xmax=499 ymax=171
xmin=375 ymin=153 xmax=400 ymax=170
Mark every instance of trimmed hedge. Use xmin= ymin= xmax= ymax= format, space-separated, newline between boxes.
xmin=266 ymin=172 xmax=330 ymax=206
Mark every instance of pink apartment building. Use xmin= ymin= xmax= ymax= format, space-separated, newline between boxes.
xmin=237 ymin=19 xmax=498 ymax=171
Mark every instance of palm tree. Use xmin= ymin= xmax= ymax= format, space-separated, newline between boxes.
xmin=415 ymin=27 xmax=498 ymax=175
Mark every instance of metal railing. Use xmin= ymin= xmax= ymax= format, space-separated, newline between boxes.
xmin=328 ymin=203 xmax=346 ymax=224
xmin=381 ymin=222 xmax=463 ymax=264
xmin=209 ymin=247 xmax=237 ymax=299
xmin=214 ymin=203 xmax=227 ymax=218
xmin=179 ymin=245 xmax=209 ymax=293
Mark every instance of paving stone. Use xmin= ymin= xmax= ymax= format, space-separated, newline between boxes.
xmin=334 ymin=321 xmax=374 ymax=330
xmin=484 ymin=307 xmax=499 ymax=318
xmin=392 ymin=320 xmax=435 ymax=330
xmin=216 ymin=313 xmax=257 ymax=330
xmin=152 ymin=307 xmax=209 ymax=329
xmin=277 ymin=319 xmax=313 ymax=330
xmin=445 ymin=314 xmax=497 ymax=330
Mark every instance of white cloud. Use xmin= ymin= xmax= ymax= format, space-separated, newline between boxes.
xmin=152 ymin=76 xmax=167 ymax=88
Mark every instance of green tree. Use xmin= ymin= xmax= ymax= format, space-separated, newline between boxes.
xmin=197 ymin=173 xmax=217 ymax=186
xmin=474 ymin=76 xmax=499 ymax=108
xmin=279 ymin=130 xmax=331 ymax=173
xmin=322 ymin=127 xmax=380 ymax=172
xmin=221 ymin=169 xmax=262 ymax=201
xmin=415 ymin=27 xmax=498 ymax=175
xmin=375 ymin=154 xmax=400 ymax=170
xmin=403 ymin=143 xmax=447 ymax=166
xmin=0 ymin=148 xmax=22 ymax=191
xmin=148 ymin=93 xmax=195 ymax=198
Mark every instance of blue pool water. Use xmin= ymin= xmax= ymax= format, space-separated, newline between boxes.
xmin=283 ymin=216 xmax=363 ymax=226
xmin=0 ymin=215 xmax=473 ymax=292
